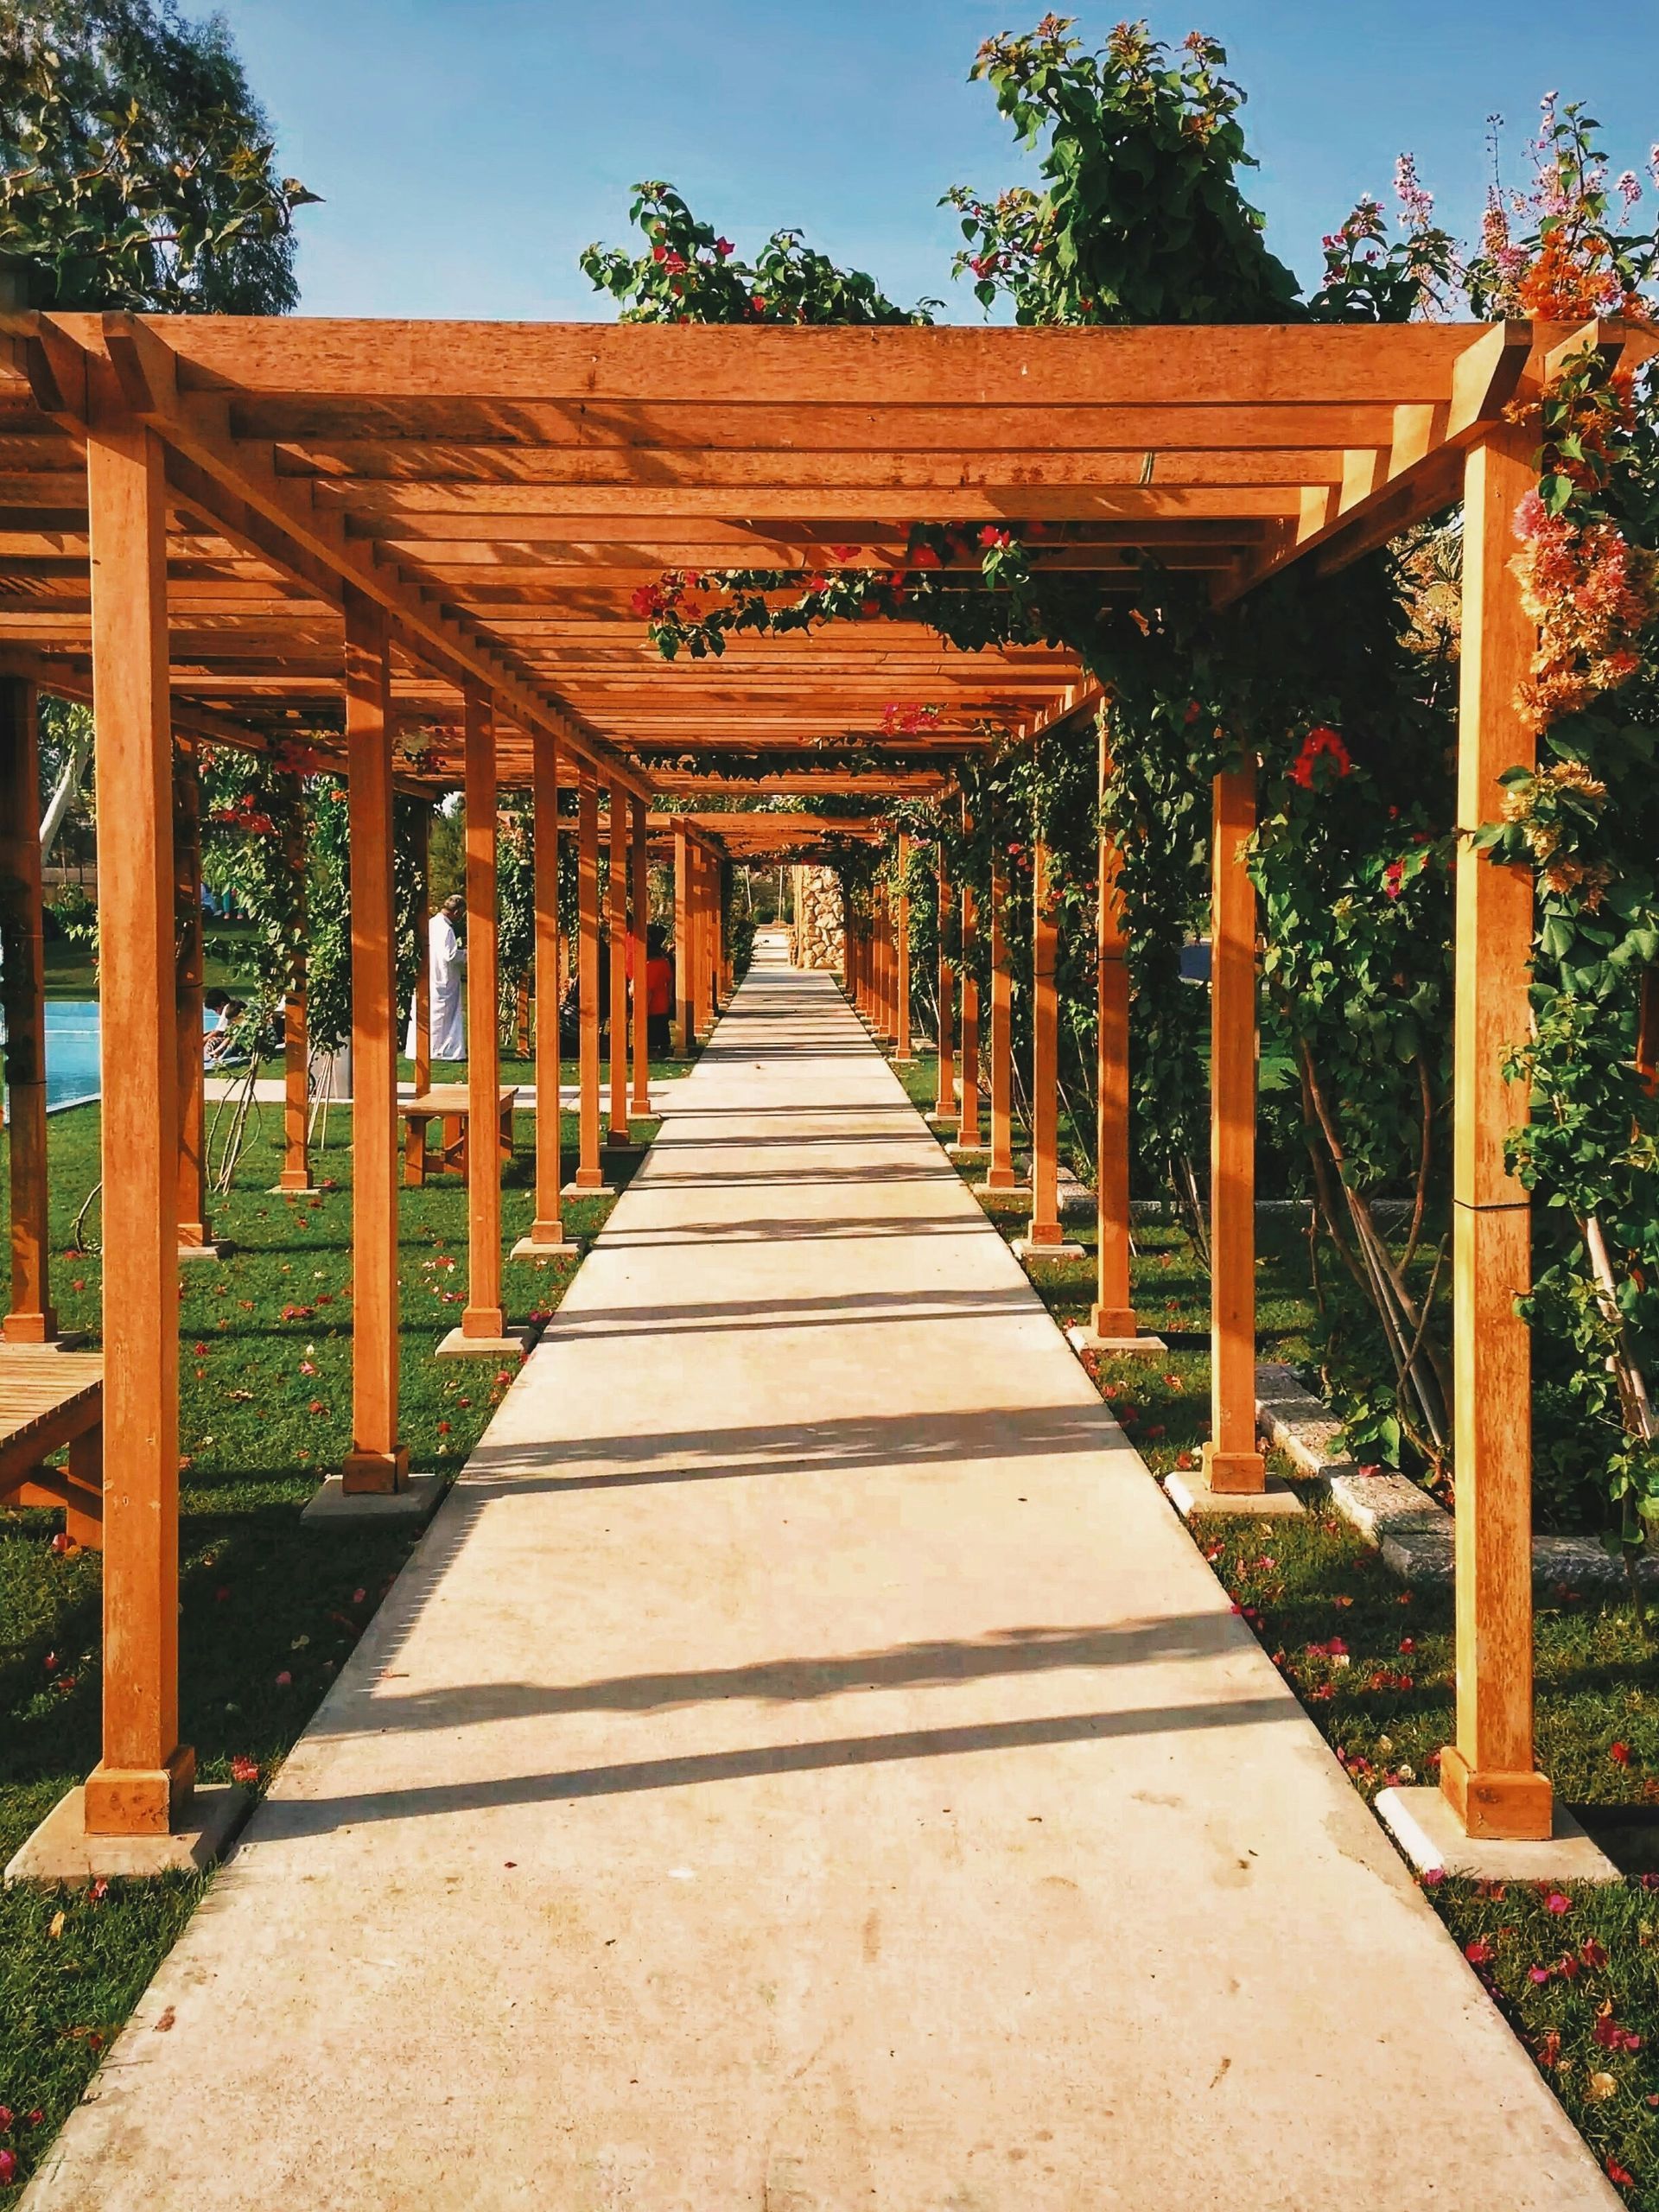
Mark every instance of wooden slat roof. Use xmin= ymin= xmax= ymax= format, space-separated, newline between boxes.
xmin=1 ymin=312 xmax=1645 ymax=857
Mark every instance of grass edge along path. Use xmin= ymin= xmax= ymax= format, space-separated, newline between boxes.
xmin=0 ymin=1087 xmax=664 ymax=2201
xmin=893 ymin=1048 xmax=1659 ymax=2209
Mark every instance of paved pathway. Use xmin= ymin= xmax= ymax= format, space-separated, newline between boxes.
xmin=30 ymin=938 xmax=1613 ymax=2210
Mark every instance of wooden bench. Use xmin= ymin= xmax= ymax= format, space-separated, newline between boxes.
xmin=399 ymin=1085 xmax=518 ymax=1188
xmin=0 ymin=1348 xmax=104 ymax=1548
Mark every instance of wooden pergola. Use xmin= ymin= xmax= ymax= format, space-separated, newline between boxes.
xmin=1 ymin=308 xmax=1646 ymax=1867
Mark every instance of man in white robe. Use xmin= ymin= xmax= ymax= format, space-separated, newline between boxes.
xmin=408 ymin=894 xmax=467 ymax=1061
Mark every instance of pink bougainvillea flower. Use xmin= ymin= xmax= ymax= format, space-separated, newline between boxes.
xmin=1463 ymin=1937 xmax=1495 ymax=1965
xmin=275 ymin=1670 xmax=292 ymax=1688
xmin=1544 ymin=1890 xmax=1573 ymax=1914
xmin=0 ymin=2150 xmax=15 ymax=2185
xmin=0 ymin=2105 xmax=14 ymax=2132
xmin=1529 ymin=1963 xmax=1552 ymax=1984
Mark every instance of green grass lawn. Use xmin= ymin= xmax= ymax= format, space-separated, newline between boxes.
xmin=899 ymin=1046 xmax=1659 ymax=2207
xmin=0 ymin=1088 xmax=658 ymax=2200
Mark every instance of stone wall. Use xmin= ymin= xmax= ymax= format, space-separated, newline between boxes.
xmin=791 ymin=865 xmax=844 ymax=970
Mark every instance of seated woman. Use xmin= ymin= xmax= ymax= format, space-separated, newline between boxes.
xmin=204 ymin=998 xmax=249 ymax=1068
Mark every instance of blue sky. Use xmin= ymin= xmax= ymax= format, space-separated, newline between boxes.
xmin=204 ymin=1 xmax=1659 ymax=321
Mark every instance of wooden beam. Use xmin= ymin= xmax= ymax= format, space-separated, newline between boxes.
xmin=985 ymin=843 xmax=1020 ymax=1192
xmin=1026 ymin=826 xmax=1065 ymax=1248
xmin=1440 ymin=423 xmax=1552 ymax=1843
xmin=523 ymin=732 xmax=568 ymax=1250
xmin=571 ymin=768 xmax=605 ymax=1191
xmin=607 ymin=784 xmax=631 ymax=1142
xmin=340 ymin=587 xmax=410 ymax=1493
xmin=674 ymin=822 xmax=692 ymax=1057
xmin=83 ymin=393 xmax=193 ymax=1834
xmin=934 ymin=847 xmax=956 ymax=1123
xmin=172 ymin=737 xmax=214 ymax=1252
xmin=630 ymin=795 xmax=651 ymax=1118
xmin=1202 ymin=759 xmax=1266 ymax=1494
xmin=461 ymin=687 xmax=505 ymax=1339
xmin=276 ymin=800 xmax=312 ymax=1192
xmin=1091 ymin=722 xmax=1139 ymax=1341
xmin=0 ymin=677 xmax=58 ymax=1344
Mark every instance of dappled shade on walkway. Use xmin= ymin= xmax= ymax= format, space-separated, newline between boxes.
xmin=26 ymin=938 xmax=1614 ymax=2209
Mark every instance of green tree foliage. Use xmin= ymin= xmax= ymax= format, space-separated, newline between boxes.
xmin=0 ymin=0 xmax=316 ymax=310
xmin=582 ymin=181 xmax=935 ymax=325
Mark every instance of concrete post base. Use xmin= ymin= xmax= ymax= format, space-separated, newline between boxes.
xmin=177 ymin=1239 xmax=233 ymax=1263
xmin=972 ymin=1179 xmax=1030 ymax=1199
xmin=1065 ymin=1325 xmax=1168 ymax=1358
xmin=1375 ymin=1786 xmax=1619 ymax=1884
xmin=435 ymin=1325 xmax=538 ymax=1361
xmin=1163 ymin=1467 xmax=1305 ymax=1518
xmin=4 ymin=1783 xmax=249 ymax=1888
xmin=509 ymin=1235 xmax=584 ymax=1262
xmin=945 ymin=1141 xmax=987 ymax=1160
xmin=1011 ymin=1236 xmax=1085 ymax=1262
xmin=561 ymin=1180 xmax=617 ymax=1199
xmin=268 ymin=1184 xmax=323 ymax=1198
xmin=301 ymin=1472 xmax=446 ymax=1528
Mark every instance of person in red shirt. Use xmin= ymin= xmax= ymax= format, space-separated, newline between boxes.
xmin=645 ymin=926 xmax=674 ymax=1055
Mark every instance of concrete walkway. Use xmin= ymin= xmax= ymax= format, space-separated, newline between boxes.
xmin=29 ymin=938 xmax=1612 ymax=2210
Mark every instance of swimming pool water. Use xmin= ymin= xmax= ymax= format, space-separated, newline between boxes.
xmin=1 ymin=999 xmax=102 ymax=1116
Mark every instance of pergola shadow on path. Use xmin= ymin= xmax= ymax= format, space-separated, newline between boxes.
xmin=1 ymin=310 xmax=1652 ymax=1880
xmin=10 ymin=950 xmax=1618 ymax=2210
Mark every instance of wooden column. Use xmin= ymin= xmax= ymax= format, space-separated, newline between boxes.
xmin=341 ymin=588 xmax=409 ymax=1495
xmin=933 ymin=848 xmax=956 ymax=1124
xmin=84 ymin=399 xmax=192 ymax=1833
xmin=1202 ymin=758 xmax=1265 ymax=1494
xmin=0 ymin=677 xmax=57 ymax=1344
xmin=522 ymin=732 xmax=567 ymax=1248
xmin=957 ymin=855 xmax=982 ymax=1151
xmin=985 ymin=847 xmax=1020 ymax=1189
xmin=1441 ymin=424 xmax=1551 ymax=1841
xmin=718 ymin=860 xmax=733 ymax=1001
xmin=461 ymin=690 xmax=505 ymax=1339
xmin=276 ymin=798 xmax=312 ymax=1192
xmin=607 ymin=788 xmax=631 ymax=1142
xmin=1027 ymin=831 xmax=1064 ymax=1245
xmin=410 ymin=804 xmax=432 ymax=1096
xmin=701 ymin=846 xmax=719 ymax=1030
xmin=573 ymin=769 xmax=605 ymax=1189
xmin=630 ymin=795 xmax=651 ymax=1116
xmin=173 ymin=738 xmax=213 ymax=1251
xmin=1092 ymin=723 xmax=1139 ymax=1339
xmin=893 ymin=836 xmax=913 ymax=1064
xmin=673 ymin=822 xmax=693 ymax=1055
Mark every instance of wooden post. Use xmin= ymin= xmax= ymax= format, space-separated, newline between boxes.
xmin=607 ymin=787 xmax=631 ymax=1142
xmin=934 ymin=847 xmax=956 ymax=1124
xmin=0 ymin=677 xmax=58 ymax=1344
xmin=957 ymin=823 xmax=982 ymax=1151
xmin=630 ymin=795 xmax=651 ymax=1116
xmin=1202 ymin=758 xmax=1265 ymax=1494
xmin=522 ymin=732 xmax=567 ymax=1248
xmin=701 ymin=847 xmax=719 ymax=1030
xmin=173 ymin=738 xmax=213 ymax=1251
xmin=718 ymin=859 xmax=733 ymax=1001
xmin=573 ymin=768 xmax=605 ymax=1189
xmin=1091 ymin=721 xmax=1139 ymax=1340
xmin=674 ymin=821 xmax=692 ymax=1055
xmin=985 ymin=845 xmax=1020 ymax=1189
xmin=1441 ymin=424 xmax=1552 ymax=1841
xmin=1027 ymin=830 xmax=1064 ymax=1245
xmin=341 ymin=588 xmax=410 ymax=1494
xmin=893 ymin=836 xmax=912 ymax=1063
xmin=410 ymin=805 xmax=432 ymax=1096
xmin=461 ymin=689 xmax=505 ymax=1338
xmin=84 ymin=397 xmax=193 ymax=1833
xmin=276 ymin=798 xmax=312 ymax=1192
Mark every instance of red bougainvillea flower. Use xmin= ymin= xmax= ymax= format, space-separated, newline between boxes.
xmin=1463 ymin=1937 xmax=1495 ymax=1965
xmin=1607 ymin=2158 xmax=1635 ymax=2190
xmin=1288 ymin=725 xmax=1353 ymax=790
xmin=715 ymin=237 xmax=734 ymax=258
xmin=231 ymin=1754 xmax=259 ymax=1786
xmin=750 ymin=295 xmax=766 ymax=314
xmin=275 ymin=1670 xmax=292 ymax=1688
xmin=1544 ymin=1890 xmax=1573 ymax=1914
xmin=977 ymin=524 xmax=1014 ymax=550
xmin=1611 ymin=1740 xmax=1632 ymax=1765
xmin=1383 ymin=858 xmax=1408 ymax=901
xmin=0 ymin=2151 xmax=15 ymax=2185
